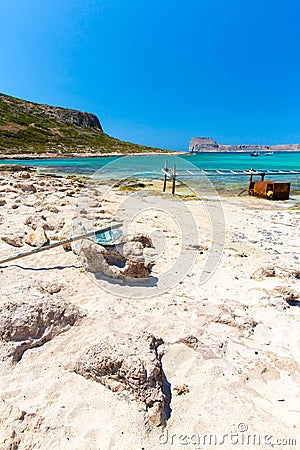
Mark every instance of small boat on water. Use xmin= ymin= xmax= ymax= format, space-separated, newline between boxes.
xmin=250 ymin=151 xmax=260 ymax=157
xmin=265 ymin=151 xmax=274 ymax=156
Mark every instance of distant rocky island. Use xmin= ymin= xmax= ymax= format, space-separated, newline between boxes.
xmin=189 ymin=137 xmax=300 ymax=152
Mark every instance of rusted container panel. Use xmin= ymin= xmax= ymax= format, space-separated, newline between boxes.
xmin=249 ymin=181 xmax=290 ymax=200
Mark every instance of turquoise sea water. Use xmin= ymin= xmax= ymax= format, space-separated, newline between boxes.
xmin=1 ymin=152 xmax=300 ymax=192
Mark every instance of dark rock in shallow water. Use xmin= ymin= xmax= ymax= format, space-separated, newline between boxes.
xmin=0 ymin=165 xmax=34 ymax=173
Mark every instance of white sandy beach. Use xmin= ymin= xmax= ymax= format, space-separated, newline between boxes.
xmin=0 ymin=167 xmax=299 ymax=449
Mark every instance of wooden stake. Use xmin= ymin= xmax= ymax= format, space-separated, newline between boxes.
xmin=163 ymin=173 xmax=167 ymax=192
xmin=172 ymin=164 xmax=176 ymax=195
xmin=163 ymin=160 xmax=168 ymax=192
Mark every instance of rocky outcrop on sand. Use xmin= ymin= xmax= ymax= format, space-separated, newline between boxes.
xmin=205 ymin=301 xmax=259 ymax=338
xmin=1 ymin=229 xmax=26 ymax=247
xmin=74 ymin=332 xmax=166 ymax=427
xmin=0 ymin=399 xmax=68 ymax=449
xmin=19 ymin=182 xmax=37 ymax=193
xmin=0 ymin=288 xmax=86 ymax=362
xmin=257 ymin=285 xmax=300 ymax=310
xmin=177 ymin=334 xmax=227 ymax=359
xmin=271 ymin=285 xmax=299 ymax=303
xmin=25 ymin=225 xmax=49 ymax=247
xmin=130 ymin=234 xmax=153 ymax=248
xmin=33 ymin=280 xmax=64 ymax=295
xmin=79 ymin=240 xmax=122 ymax=277
xmin=251 ymin=266 xmax=276 ymax=280
xmin=79 ymin=238 xmax=151 ymax=279
xmin=121 ymin=241 xmax=150 ymax=278
xmin=251 ymin=265 xmax=300 ymax=282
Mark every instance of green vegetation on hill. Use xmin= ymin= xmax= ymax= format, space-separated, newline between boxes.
xmin=0 ymin=93 xmax=165 ymax=155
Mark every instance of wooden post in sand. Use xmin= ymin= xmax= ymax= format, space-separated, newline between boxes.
xmin=163 ymin=160 xmax=168 ymax=192
xmin=171 ymin=164 xmax=176 ymax=195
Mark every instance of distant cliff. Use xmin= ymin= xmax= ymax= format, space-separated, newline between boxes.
xmin=189 ymin=137 xmax=219 ymax=152
xmin=0 ymin=93 xmax=164 ymax=155
xmin=189 ymin=137 xmax=300 ymax=152
xmin=22 ymin=100 xmax=103 ymax=130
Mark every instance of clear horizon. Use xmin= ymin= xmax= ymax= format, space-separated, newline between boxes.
xmin=1 ymin=0 xmax=300 ymax=150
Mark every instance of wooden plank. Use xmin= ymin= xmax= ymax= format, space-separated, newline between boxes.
xmin=0 ymin=223 xmax=122 ymax=265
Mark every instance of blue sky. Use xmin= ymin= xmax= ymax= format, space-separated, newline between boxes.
xmin=1 ymin=0 xmax=299 ymax=150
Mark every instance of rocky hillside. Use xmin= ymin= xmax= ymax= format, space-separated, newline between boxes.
xmin=0 ymin=93 xmax=164 ymax=155
xmin=190 ymin=137 xmax=300 ymax=152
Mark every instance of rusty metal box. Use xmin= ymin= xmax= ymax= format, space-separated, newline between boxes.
xmin=248 ymin=181 xmax=290 ymax=200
